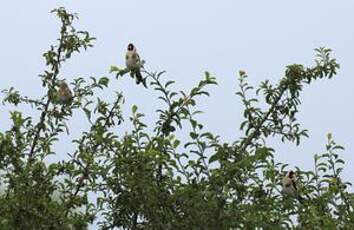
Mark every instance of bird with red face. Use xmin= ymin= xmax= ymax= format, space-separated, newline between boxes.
xmin=282 ymin=170 xmax=303 ymax=203
xmin=125 ymin=43 xmax=147 ymax=88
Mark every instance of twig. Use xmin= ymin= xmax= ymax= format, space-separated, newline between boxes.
xmin=28 ymin=25 xmax=65 ymax=162
xmin=64 ymin=97 xmax=122 ymax=216
xmin=238 ymin=83 xmax=287 ymax=153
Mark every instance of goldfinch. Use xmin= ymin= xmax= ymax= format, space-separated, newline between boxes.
xmin=125 ymin=43 xmax=147 ymax=88
xmin=58 ymin=81 xmax=73 ymax=105
xmin=282 ymin=170 xmax=303 ymax=203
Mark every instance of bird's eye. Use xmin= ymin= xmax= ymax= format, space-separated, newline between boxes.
xmin=128 ymin=44 xmax=134 ymax=51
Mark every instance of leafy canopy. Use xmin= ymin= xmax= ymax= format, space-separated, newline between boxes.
xmin=0 ymin=7 xmax=353 ymax=230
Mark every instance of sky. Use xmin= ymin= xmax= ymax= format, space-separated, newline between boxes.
xmin=1 ymin=0 xmax=354 ymax=227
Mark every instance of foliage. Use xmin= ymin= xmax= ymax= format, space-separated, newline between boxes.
xmin=0 ymin=7 xmax=353 ymax=230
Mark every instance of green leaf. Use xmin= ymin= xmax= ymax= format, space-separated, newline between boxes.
xmin=98 ymin=77 xmax=109 ymax=87
xmin=189 ymin=132 xmax=198 ymax=139
xmin=209 ymin=154 xmax=219 ymax=164
xmin=132 ymin=105 xmax=138 ymax=114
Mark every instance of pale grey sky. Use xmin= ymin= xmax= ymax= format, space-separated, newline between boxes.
xmin=1 ymin=0 xmax=354 ymax=223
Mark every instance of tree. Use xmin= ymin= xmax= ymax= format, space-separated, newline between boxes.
xmin=0 ymin=7 xmax=353 ymax=230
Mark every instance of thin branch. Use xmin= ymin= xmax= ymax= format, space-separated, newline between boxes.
xmin=28 ymin=24 xmax=65 ymax=162
xmin=186 ymin=108 xmax=210 ymax=178
xmin=21 ymin=97 xmax=46 ymax=107
xmin=64 ymin=97 xmax=122 ymax=216
xmin=239 ymin=83 xmax=287 ymax=153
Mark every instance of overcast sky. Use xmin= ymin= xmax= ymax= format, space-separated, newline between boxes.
xmin=1 ymin=1 xmax=354 ymax=226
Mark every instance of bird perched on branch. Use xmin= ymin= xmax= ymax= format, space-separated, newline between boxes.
xmin=58 ymin=81 xmax=73 ymax=105
xmin=125 ymin=43 xmax=147 ymax=88
xmin=282 ymin=170 xmax=303 ymax=203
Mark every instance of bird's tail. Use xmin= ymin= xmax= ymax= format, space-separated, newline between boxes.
xmin=297 ymin=194 xmax=304 ymax=204
xmin=135 ymin=70 xmax=147 ymax=88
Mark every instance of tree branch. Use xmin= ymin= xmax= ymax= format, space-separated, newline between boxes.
xmin=28 ymin=25 xmax=65 ymax=163
xmin=64 ymin=97 xmax=122 ymax=216
xmin=238 ymin=83 xmax=286 ymax=152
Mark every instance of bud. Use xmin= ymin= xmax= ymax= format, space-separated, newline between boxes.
xmin=239 ymin=70 xmax=246 ymax=77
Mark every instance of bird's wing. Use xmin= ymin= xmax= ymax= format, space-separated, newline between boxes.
xmin=135 ymin=52 xmax=141 ymax=65
xmin=67 ymin=88 xmax=73 ymax=98
xmin=291 ymin=180 xmax=298 ymax=191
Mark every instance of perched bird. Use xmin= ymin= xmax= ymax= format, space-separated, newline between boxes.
xmin=58 ymin=81 xmax=73 ymax=105
xmin=282 ymin=170 xmax=303 ymax=203
xmin=125 ymin=43 xmax=147 ymax=88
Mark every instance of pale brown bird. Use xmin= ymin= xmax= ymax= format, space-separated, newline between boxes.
xmin=125 ymin=43 xmax=147 ymax=88
xmin=58 ymin=81 xmax=73 ymax=105
xmin=282 ymin=170 xmax=303 ymax=203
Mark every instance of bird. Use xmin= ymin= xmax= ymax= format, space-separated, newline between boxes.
xmin=125 ymin=43 xmax=147 ymax=88
xmin=58 ymin=81 xmax=73 ymax=105
xmin=282 ymin=170 xmax=303 ymax=203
